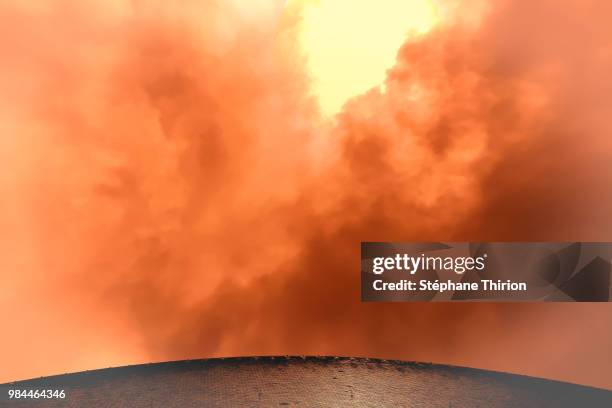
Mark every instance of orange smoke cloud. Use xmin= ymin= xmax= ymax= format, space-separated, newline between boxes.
xmin=1 ymin=0 xmax=611 ymax=390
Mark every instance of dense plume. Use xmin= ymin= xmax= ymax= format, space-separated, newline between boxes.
xmin=1 ymin=0 xmax=611 ymax=389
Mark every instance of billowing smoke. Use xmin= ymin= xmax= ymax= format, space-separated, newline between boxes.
xmin=1 ymin=0 xmax=611 ymax=389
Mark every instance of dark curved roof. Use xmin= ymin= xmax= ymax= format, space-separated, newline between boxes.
xmin=2 ymin=356 xmax=611 ymax=407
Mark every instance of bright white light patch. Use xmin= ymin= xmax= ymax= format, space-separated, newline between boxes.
xmin=298 ymin=0 xmax=439 ymax=115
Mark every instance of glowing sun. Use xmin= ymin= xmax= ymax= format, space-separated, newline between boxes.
xmin=294 ymin=0 xmax=440 ymax=115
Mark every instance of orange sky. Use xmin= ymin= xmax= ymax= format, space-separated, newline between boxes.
xmin=1 ymin=0 xmax=611 ymax=389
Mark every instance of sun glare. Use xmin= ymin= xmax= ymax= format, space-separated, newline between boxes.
xmin=295 ymin=0 xmax=439 ymax=115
